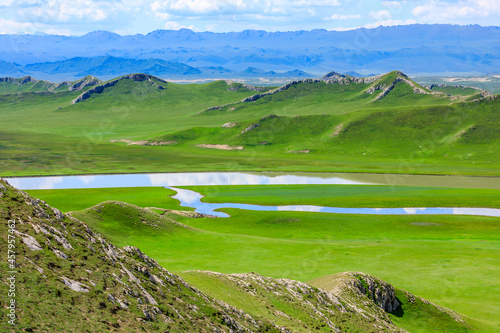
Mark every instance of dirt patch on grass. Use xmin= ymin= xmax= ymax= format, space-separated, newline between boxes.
xmin=454 ymin=125 xmax=476 ymax=138
xmin=409 ymin=222 xmax=442 ymax=226
xmin=287 ymin=149 xmax=310 ymax=154
xmin=196 ymin=144 xmax=244 ymax=151
xmin=331 ymin=124 xmax=344 ymax=137
xmin=110 ymin=139 xmax=176 ymax=146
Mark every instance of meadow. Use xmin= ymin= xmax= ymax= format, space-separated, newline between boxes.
xmin=0 ymin=72 xmax=498 ymax=177
xmin=5 ymin=71 xmax=500 ymax=331
xmin=26 ymin=184 xmax=500 ymax=331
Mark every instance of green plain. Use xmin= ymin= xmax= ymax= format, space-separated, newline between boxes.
xmin=26 ymin=186 xmax=187 ymax=212
xmin=71 ymin=202 xmax=500 ymax=331
xmin=184 ymin=184 xmax=500 ymax=208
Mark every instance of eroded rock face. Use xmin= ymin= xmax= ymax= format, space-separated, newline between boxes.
xmin=351 ymin=272 xmax=400 ymax=313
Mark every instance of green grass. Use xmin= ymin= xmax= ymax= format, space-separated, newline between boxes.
xmin=26 ymin=187 xmax=187 ymax=212
xmin=389 ymin=289 xmax=473 ymax=333
xmin=70 ymin=199 xmax=500 ymax=331
xmin=184 ymin=184 xmax=500 ymax=208
xmin=0 ymin=72 xmax=498 ymax=177
xmin=429 ymin=85 xmax=480 ymax=96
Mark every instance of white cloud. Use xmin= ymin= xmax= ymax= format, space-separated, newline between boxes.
xmin=150 ymin=0 xmax=342 ymax=17
xmin=325 ymin=14 xmax=362 ymax=20
xmin=363 ymin=18 xmax=416 ymax=29
xmin=412 ymin=0 xmax=500 ymax=22
xmin=382 ymin=1 xmax=407 ymax=9
xmin=164 ymin=20 xmax=196 ymax=30
xmin=0 ymin=18 xmax=36 ymax=34
xmin=329 ymin=18 xmax=417 ymax=31
xmin=370 ymin=9 xmax=392 ymax=20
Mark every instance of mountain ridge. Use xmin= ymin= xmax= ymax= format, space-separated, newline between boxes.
xmin=2 ymin=24 xmax=500 ymax=77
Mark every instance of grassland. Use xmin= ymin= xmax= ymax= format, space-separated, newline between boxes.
xmin=26 ymin=187 xmax=187 ymax=212
xmin=0 ymin=71 xmax=498 ymax=177
xmin=3 ymin=71 xmax=500 ymax=331
xmin=70 ymin=201 xmax=499 ymax=331
xmin=24 ymin=184 xmax=500 ymax=330
xmin=183 ymin=184 xmax=500 ymax=208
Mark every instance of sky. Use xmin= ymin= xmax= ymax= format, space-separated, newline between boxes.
xmin=0 ymin=0 xmax=499 ymax=35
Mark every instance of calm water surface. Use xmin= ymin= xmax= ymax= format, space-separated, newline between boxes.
xmin=5 ymin=172 xmax=499 ymax=218
xmin=6 ymin=172 xmax=500 ymax=190
xmin=171 ymin=187 xmax=500 ymax=218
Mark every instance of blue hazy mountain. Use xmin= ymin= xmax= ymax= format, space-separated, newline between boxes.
xmin=1 ymin=24 xmax=499 ymax=79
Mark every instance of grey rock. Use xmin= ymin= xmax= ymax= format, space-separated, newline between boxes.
xmin=14 ymin=230 xmax=42 ymax=251
xmin=60 ymin=276 xmax=89 ymax=292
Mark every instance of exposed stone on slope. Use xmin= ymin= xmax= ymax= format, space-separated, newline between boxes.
xmin=71 ymin=73 xmax=168 ymax=104
xmin=68 ymin=76 xmax=102 ymax=91
xmin=222 ymin=122 xmax=238 ymax=128
xmin=197 ymin=271 xmax=407 ymax=332
xmin=241 ymin=124 xmax=260 ymax=134
xmin=365 ymin=72 xmax=428 ymax=100
xmin=350 ymin=272 xmax=400 ymax=313
xmin=1 ymin=179 xmax=281 ymax=331
xmin=13 ymin=230 xmax=43 ymax=251
xmin=60 ymin=276 xmax=90 ymax=292
xmin=225 ymin=80 xmax=268 ymax=92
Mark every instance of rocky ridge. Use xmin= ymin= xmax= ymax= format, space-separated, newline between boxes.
xmin=0 ymin=75 xmax=101 ymax=93
xmin=0 ymin=179 xmax=278 ymax=332
xmin=71 ymin=73 xmax=167 ymax=104
xmin=200 ymin=70 xmax=447 ymax=113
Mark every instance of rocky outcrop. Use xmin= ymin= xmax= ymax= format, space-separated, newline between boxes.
xmin=68 ymin=75 xmax=102 ymax=91
xmin=197 ymin=271 xmax=408 ymax=332
xmin=365 ymin=71 xmax=429 ymax=100
xmin=222 ymin=122 xmax=237 ymax=128
xmin=351 ymin=272 xmax=400 ymax=313
xmin=0 ymin=75 xmax=101 ymax=93
xmin=71 ymin=73 xmax=168 ymax=104
xmin=0 ymin=76 xmax=37 ymax=85
xmin=60 ymin=277 xmax=90 ymax=292
xmin=201 ymin=72 xmax=395 ymax=113
xmin=241 ymin=123 xmax=260 ymax=134
xmin=224 ymin=80 xmax=268 ymax=92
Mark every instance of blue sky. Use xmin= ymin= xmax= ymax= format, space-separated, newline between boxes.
xmin=0 ymin=0 xmax=499 ymax=35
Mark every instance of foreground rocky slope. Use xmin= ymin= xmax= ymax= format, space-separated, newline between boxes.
xmin=0 ymin=179 xmax=473 ymax=332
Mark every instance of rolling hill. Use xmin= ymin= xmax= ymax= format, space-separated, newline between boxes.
xmin=0 ymin=178 xmax=480 ymax=332
xmin=0 ymin=71 xmax=497 ymax=176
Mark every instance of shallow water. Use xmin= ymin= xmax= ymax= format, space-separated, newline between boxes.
xmin=171 ymin=187 xmax=500 ymax=218
xmin=6 ymin=171 xmax=500 ymax=190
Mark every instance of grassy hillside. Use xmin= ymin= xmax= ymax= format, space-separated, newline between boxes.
xmin=0 ymin=71 xmax=497 ymax=177
xmin=60 ymin=187 xmax=500 ymax=330
xmin=0 ymin=76 xmax=101 ymax=94
xmin=0 ymin=179 xmax=280 ymax=332
xmin=2 ymin=178 xmax=481 ymax=332
xmin=26 ymin=187 xmax=189 ymax=213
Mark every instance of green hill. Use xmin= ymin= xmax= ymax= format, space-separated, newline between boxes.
xmin=0 ymin=71 xmax=497 ymax=176
xmin=0 ymin=76 xmax=101 ymax=94
xmin=0 ymin=179 xmax=481 ymax=332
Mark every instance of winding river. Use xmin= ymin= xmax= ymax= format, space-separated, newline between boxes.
xmin=6 ymin=172 xmax=500 ymax=218
xmin=170 ymin=187 xmax=500 ymax=218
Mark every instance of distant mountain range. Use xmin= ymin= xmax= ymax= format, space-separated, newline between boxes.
xmin=1 ymin=24 xmax=500 ymax=81
xmin=0 ymin=56 xmax=313 ymax=81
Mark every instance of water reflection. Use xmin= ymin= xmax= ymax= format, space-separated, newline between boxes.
xmin=171 ymin=187 xmax=500 ymax=218
xmin=5 ymin=171 xmax=500 ymax=190
xmin=6 ymin=172 xmax=369 ymax=190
